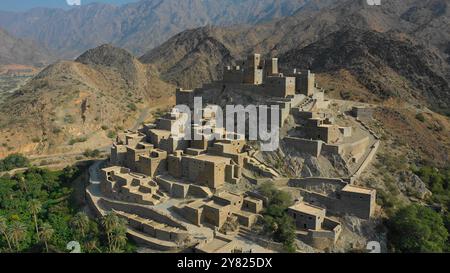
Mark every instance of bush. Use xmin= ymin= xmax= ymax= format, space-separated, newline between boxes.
xmin=0 ymin=153 xmax=30 ymax=171
xmin=127 ymin=103 xmax=137 ymax=112
xmin=258 ymin=182 xmax=296 ymax=252
xmin=413 ymin=166 xmax=450 ymax=209
xmin=107 ymin=131 xmax=116 ymax=139
xmin=52 ymin=128 xmax=62 ymax=134
xmin=387 ymin=204 xmax=448 ymax=253
xmin=415 ymin=113 xmax=426 ymax=122
xmin=68 ymin=137 xmax=87 ymax=145
xmin=83 ymin=149 xmax=101 ymax=158
xmin=64 ymin=115 xmax=75 ymax=124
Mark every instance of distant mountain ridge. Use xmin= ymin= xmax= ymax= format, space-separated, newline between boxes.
xmin=0 ymin=27 xmax=54 ymax=66
xmin=0 ymin=0 xmax=313 ymax=58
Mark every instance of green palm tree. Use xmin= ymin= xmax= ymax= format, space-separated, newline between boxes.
xmin=39 ymin=223 xmax=54 ymax=253
xmin=101 ymin=213 xmax=128 ymax=252
xmin=9 ymin=221 xmax=26 ymax=252
xmin=102 ymin=213 xmax=118 ymax=252
xmin=17 ymin=176 xmax=28 ymax=194
xmin=110 ymin=221 xmax=127 ymax=252
xmin=0 ymin=216 xmax=12 ymax=252
xmin=71 ymin=212 xmax=89 ymax=239
xmin=29 ymin=199 xmax=42 ymax=241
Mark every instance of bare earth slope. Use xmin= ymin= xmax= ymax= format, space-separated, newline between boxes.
xmin=0 ymin=44 xmax=174 ymax=157
xmin=280 ymin=28 xmax=450 ymax=113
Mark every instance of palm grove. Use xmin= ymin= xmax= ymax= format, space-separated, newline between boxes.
xmin=0 ymin=153 xmax=449 ymax=253
xmin=0 ymin=154 xmax=134 ymax=253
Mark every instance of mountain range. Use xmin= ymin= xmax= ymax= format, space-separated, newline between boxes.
xmin=0 ymin=27 xmax=54 ymax=66
xmin=0 ymin=0 xmax=315 ymax=58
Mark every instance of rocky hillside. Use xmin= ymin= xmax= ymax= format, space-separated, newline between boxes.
xmin=280 ymin=28 xmax=450 ymax=114
xmin=0 ymin=44 xmax=174 ymax=157
xmin=0 ymin=0 xmax=312 ymax=58
xmin=0 ymin=27 xmax=54 ymax=66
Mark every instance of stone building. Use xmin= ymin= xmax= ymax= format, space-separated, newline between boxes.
xmin=303 ymin=118 xmax=344 ymax=144
xmin=338 ymin=184 xmax=376 ymax=219
xmin=352 ymin=106 xmax=374 ymax=121
xmin=220 ymin=53 xmax=317 ymax=99
xmin=106 ymin=98 xmax=247 ymax=193
xmin=100 ymin=166 xmax=166 ymax=206
xmin=174 ymin=191 xmax=263 ymax=229
xmin=288 ymin=202 xmax=342 ymax=250
xmin=290 ymin=69 xmax=316 ymax=96
xmin=288 ymin=202 xmax=326 ymax=230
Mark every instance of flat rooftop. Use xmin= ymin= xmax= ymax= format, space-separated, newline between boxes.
xmin=196 ymin=237 xmax=232 ymax=252
xmin=215 ymin=191 xmax=242 ymax=203
xmin=193 ymin=154 xmax=232 ymax=164
xmin=342 ymin=184 xmax=374 ymax=195
xmin=184 ymin=199 xmax=205 ymax=209
xmin=150 ymin=129 xmax=171 ymax=137
xmin=125 ymin=132 xmax=143 ymax=137
xmin=289 ymin=202 xmax=326 ymax=216
xmin=103 ymin=166 xmax=125 ymax=172
xmin=204 ymin=200 xmax=228 ymax=210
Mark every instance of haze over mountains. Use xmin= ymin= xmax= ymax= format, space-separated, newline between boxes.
xmin=0 ymin=28 xmax=54 ymax=66
xmin=0 ymin=0 xmax=314 ymax=58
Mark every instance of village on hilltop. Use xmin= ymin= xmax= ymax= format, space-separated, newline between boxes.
xmin=86 ymin=54 xmax=379 ymax=253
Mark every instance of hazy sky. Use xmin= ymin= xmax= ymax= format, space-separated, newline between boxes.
xmin=0 ymin=0 xmax=139 ymax=12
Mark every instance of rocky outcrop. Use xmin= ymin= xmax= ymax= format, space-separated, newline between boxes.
xmin=280 ymin=28 xmax=450 ymax=113
xmin=398 ymin=171 xmax=432 ymax=200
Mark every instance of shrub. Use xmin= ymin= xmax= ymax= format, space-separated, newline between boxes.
xmin=52 ymin=128 xmax=62 ymax=134
xmin=0 ymin=153 xmax=30 ymax=171
xmin=387 ymin=204 xmax=448 ymax=253
xmin=415 ymin=113 xmax=426 ymax=122
xmin=107 ymin=131 xmax=116 ymax=139
xmin=68 ymin=137 xmax=87 ymax=145
xmin=83 ymin=149 xmax=101 ymax=158
xmin=258 ymin=182 xmax=296 ymax=252
xmin=64 ymin=115 xmax=75 ymax=124
xmin=127 ymin=103 xmax=137 ymax=112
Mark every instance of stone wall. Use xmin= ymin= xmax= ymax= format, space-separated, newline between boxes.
xmin=98 ymin=198 xmax=187 ymax=230
xmin=288 ymin=177 xmax=347 ymax=194
xmin=284 ymin=137 xmax=322 ymax=157
xmin=299 ymin=189 xmax=374 ymax=220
